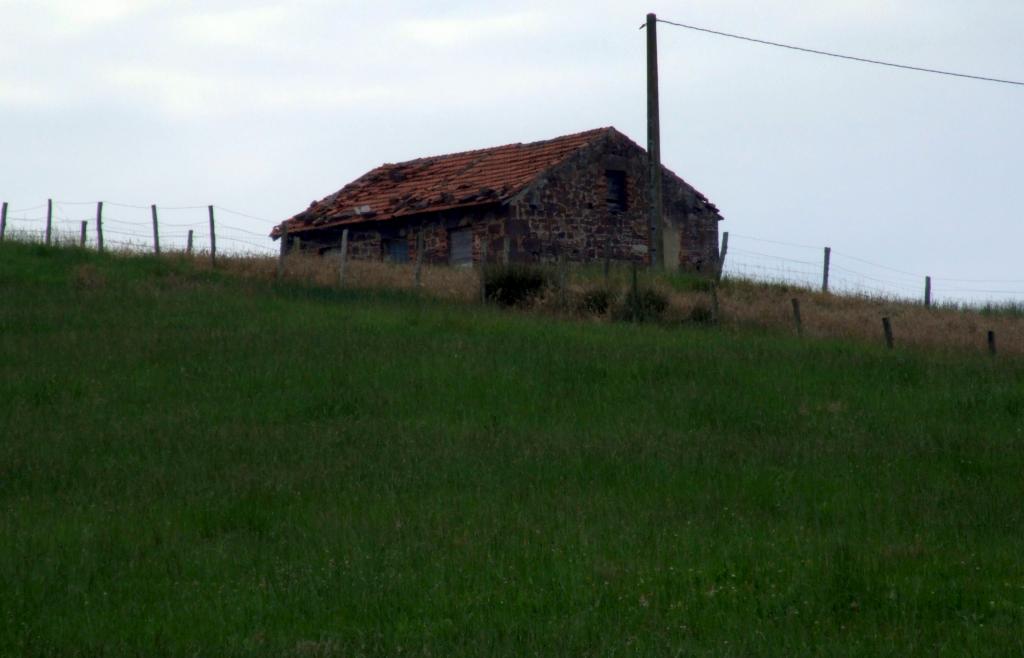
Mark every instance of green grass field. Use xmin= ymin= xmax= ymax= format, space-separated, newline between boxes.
xmin=3 ymin=242 xmax=1024 ymax=656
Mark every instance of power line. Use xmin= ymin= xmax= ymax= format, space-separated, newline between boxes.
xmin=645 ymin=19 xmax=1024 ymax=87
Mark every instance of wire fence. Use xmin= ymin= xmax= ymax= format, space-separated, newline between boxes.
xmin=720 ymin=231 xmax=1024 ymax=306
xmin=3 ymin=198 xmax=1023 ymax=306
xmin=0 ymin=199 xmax=278 ymax=257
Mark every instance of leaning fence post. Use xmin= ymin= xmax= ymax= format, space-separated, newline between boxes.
xmin=207 ymin=205 xmax=216 ymax=266
xmin=924 ymin=276 xmax=931 ymax=308
xmin=791 ymin=298 xmax=803 ymax=337
xmin=822 ymin=246 xmax=831 ymax=293
xmin=717 ymin=231 xmax=729 ymax=282
xmin=186 ymin=230 xmax=194 ymax=255
xmin=96 ymin=202 xmax=104 ymax=253
xmin=988 ymin=330 xmax=997 ymax=356
xmin=414 ymin=231 xmax=424 ymax=288
xmin=882 ymin=317 xmax=894 ymax=350
xmin=79 ymin=221 xmax=87 ymax=247
xmin=45 ymin=198 xmax=53 ymax=245
xmin=338 ymin=228 xmax=349 ymax=286
xmin=0 ymin=201 xmax=7 ymax=242
xmin=276 ymin=224 xmax=288 ymax=280
xmin=151 ymin=205 xmax=160 ymax=255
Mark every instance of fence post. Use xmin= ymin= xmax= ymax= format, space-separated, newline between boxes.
xmin=0 ymin=202 xmax=7 ymax=242
xmin=882 ymin=317 xmax=894 ymax=350
xmin=822 ymin=246 xmax=831 ymax=293
xmin=480 ymin=239 xmax=489 ymax=304
xmin=716 ymin=230 xmax=729 ymax=282
xmin=151 ymin=205 xmax=160 ymax=255
xmin=96 ymin=202 xmax=104 ymax=253
xmin=630 ymin=261 xmax=639 ymax=319
xmin=276 ymin=224 xmax=288 ymax=280
xmin=414 ymin=231 xmax=424 ymax=288
xmin=603 ymin=233 xmax=612 ymax=283
xmin=988 ymin=330 xmax=997 ymax=356
xmin=338 ymin=228 xmax=349 ymax=286
xmin=186 ymin=230 xmax=194 ymax=255
xmin=79 ymin=221 xmax=87 ymax=247
xmin=791 ymin=298 xmax=803 ymax=337
xmin=45 ymin=198 xmax=53 ymax=245
xmin=207 ymin=205 xmax=216 ymax=266
xmin=924 ymin=276 xmax=931 ymax=308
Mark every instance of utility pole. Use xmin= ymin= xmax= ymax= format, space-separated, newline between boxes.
xmin=646 ymin=12 xmax=664 ymax=270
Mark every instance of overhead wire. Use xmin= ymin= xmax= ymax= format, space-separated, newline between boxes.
xmin=645 ymin=18 xmax=1024 ymax=87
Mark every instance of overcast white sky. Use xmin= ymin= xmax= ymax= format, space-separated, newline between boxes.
xmin=1 ymin=0 xmax=1021 ymax=302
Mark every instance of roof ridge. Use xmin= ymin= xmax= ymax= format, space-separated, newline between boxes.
xmin=381 ymin=126 xmax=614 ymax=168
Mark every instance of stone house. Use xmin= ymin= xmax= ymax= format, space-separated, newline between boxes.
xmin=272 ymin=127 xmax=723 ymax=271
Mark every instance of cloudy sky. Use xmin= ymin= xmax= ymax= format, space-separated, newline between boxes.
xmin=2 ymin=0 xmax=1021 ymax=302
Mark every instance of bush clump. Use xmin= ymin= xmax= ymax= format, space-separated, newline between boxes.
xmin=576 ymin=287 xmax=616 ymax=316
xmin=484 ymin=264 xmax=551 ymax=307
xmin=614 ymin=288 xmax=669 ymax=323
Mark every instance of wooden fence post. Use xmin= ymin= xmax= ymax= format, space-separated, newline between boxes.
xmin=630 ymin=261 xmax=639 ymax=318
xmin=95 ymin=202 xmax=104 ymax=253
xmin=207 ymin=205 xmax=216 ymax=266
xmin=151 ymin=205 xmax=160 ymax=255
xmin=480 ymin=239 xmax=490 ymax=304
xmin=0 ymin=202 xmax=7 ymax=242
xmin=45 ymin=198 xmax=53 ymax=246
xmin=414 ymin=231 xmax=424 ymax=288
xmin=988 ymin=330 xmax=997 ymax=356
xmin=822 ymin=246 xmax=831 ymax=293
xmin=791 ymin=298 xmax=803 ymax=337
xmin=79 ymin=221 xmax=87 ymax=247
xmin=882 ymin=317 xmax=894 ymax=350
xmin=338 ymin=228 xmax=349 ymax=286
xmin=277 ymin=224 xmax=288 ymax=280
xmin=186 ymin=230 xmax=194 ymax=255
xmin=924 ymin=276 xmax=931 ymax=308
xmin=603 ymin=233 xmax=612 ymax=283
xmin=716 ymin=230 xmax=729 ymax=282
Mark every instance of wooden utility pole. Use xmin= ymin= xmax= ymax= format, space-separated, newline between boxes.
xmin=646 ymin=12 xmax=664 ymax=270
xmin=924 ymin=276 xmax=931 ymax=308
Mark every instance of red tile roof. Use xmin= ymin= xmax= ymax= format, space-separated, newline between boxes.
xmin=274 ymin=127 xmax=616 ymax=237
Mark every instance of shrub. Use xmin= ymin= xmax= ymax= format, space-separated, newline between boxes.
xmin=484 ymin=264 xmax=551 ymax=307
xmin=688 ymin=303 xmax=714 ymax=324
xmin=614 ymin=287 xmax=668 ymax=323
xmin=577 ymin=287 xmax=616 ymax=316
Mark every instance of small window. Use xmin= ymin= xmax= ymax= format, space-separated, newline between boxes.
xmin=384 ymin=238 xmax=409 ymax=263
xmin=449 ymin=228 xmax=473 ymax=267
xmin=605 ymin=170 xmax=627 ymax=213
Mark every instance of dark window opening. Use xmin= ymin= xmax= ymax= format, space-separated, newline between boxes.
xmin=605 ymin=170 xmax=627 ymax=213
xmin=384 ymin=238 xmax=409 ymax=264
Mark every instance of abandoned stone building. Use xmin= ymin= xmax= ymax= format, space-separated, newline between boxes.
xmin=272 ymin=127 xmax=723 ymax=271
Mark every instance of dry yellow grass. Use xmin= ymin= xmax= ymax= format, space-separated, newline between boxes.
xmin=204 ymin=251 xmax=1024 ymax=357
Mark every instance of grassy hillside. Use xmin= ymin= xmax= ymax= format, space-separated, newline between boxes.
xmin=2 ymin=242 xmax=1024 ymax=656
